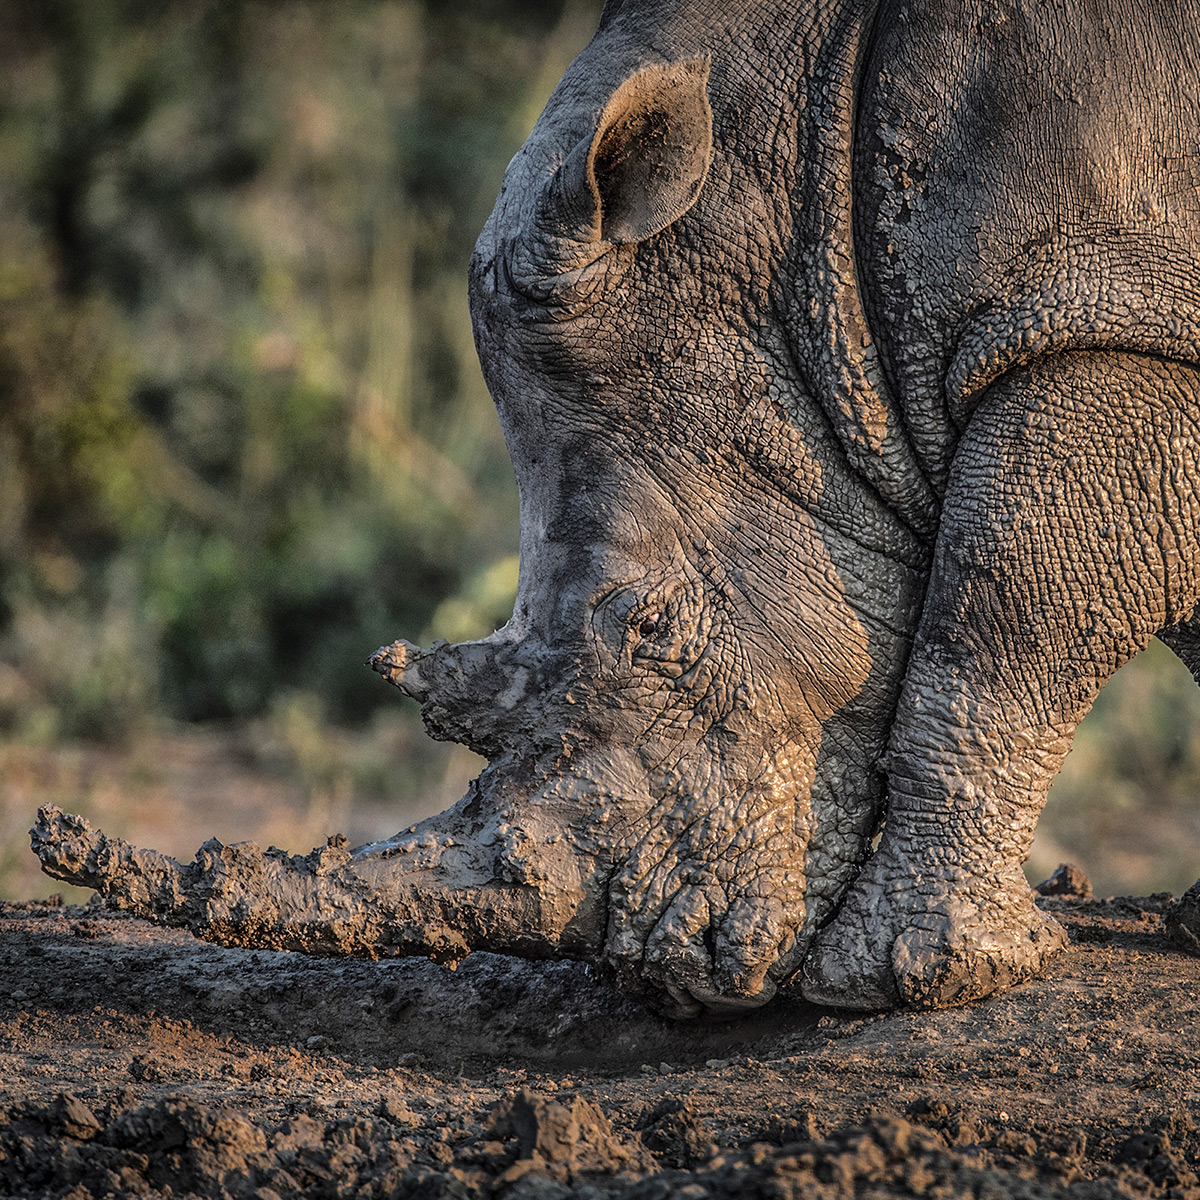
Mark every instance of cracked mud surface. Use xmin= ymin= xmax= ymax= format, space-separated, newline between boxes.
xmin=2 ymin=893 xmax=1199 ymax=1198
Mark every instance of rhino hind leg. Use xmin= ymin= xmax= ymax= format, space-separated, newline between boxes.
xmin=805 ymin=352 xmax=1200 ymax=1009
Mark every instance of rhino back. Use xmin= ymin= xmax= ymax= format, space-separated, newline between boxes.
xmin=858 ymin=0 xmax=1200 ymax=490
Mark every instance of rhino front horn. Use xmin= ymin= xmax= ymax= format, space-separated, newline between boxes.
xmin=30 ymin=797 xmax=602 ymax=964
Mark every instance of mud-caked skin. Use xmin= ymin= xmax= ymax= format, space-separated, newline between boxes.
xmin=34 ymin=0 xmax=1200 ymax=1013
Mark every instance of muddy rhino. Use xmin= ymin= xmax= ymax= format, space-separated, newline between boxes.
xmin=34 ymin=0 xmax=1200 ymax=1014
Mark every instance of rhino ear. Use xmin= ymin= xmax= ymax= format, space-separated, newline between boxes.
xmin=539 ymin=58 xmax=713 ymax=250
xmin=506 ymin=59 xmax=711 ymax=311
xmin=585 ymin=58 xmax=713 ymax=244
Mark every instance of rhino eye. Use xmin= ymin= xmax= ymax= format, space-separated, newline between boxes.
xmin=636 ymin=612 xmax=662 ymax=638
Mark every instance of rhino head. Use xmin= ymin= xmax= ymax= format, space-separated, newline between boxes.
xmin=34 ymin=11 xmax=932 ymax=1016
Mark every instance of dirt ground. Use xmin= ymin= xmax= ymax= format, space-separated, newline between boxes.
xmin=2 ymin=889 xmax=1199 ymax=1199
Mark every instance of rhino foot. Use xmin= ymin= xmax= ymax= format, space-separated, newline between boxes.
xmin=801 ymin=851 xmax=1067 ymax=1011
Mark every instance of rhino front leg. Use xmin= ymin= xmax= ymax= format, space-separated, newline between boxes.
xmin=804 ymin=351 xmax=1200 ymax=1009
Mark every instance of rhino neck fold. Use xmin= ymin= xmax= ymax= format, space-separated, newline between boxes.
xmin=778 ymin=0 xmax=940 ymax=538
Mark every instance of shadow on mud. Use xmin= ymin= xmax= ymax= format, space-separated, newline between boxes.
xmin=0 ymin=901 xmax=827 ymax=1073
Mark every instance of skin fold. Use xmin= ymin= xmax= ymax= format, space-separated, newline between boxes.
xmin=34 ymin=0 xmax=1200 ymax=1013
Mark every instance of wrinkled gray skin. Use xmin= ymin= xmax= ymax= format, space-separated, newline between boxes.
xmin=35 ymin=0 xmax=1200 ymax=1014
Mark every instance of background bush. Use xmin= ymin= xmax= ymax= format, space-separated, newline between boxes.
xmin=0 ymin=0 xmax=603 ymax=742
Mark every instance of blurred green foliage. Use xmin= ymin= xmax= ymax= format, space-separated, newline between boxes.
xmin=0 ymin=0 xmax=603 ymax=741
xmin=1038 ymin=639 xmax=1200 ymax=897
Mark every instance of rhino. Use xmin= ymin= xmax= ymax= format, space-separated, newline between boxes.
xmin=33 ymin=0 xmax=1200 ymax=1014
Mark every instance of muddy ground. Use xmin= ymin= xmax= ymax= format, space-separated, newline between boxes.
xmin=1 ymin=890 xmax=1199 ymax=1199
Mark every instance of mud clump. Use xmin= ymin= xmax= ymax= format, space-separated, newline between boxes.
xmin=0 ymin=1094 xmax=415 ymax=1199
xmin=1034 ymin=862 xmax=1094 ymax=899
xmin=485 ymin=1089 xmax=650 ymax=1186
xmin=636 ymin=1096 xmax=718 ymax=1168
xmin=0 ymin=1095 xmax=1161 ymax=1200
xmin=1166 ymin=878 xmax=1200 ymax=955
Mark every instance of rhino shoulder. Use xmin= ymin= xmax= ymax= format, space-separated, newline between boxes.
xmin=857 ymin=0 xmax=1200 ymax=475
